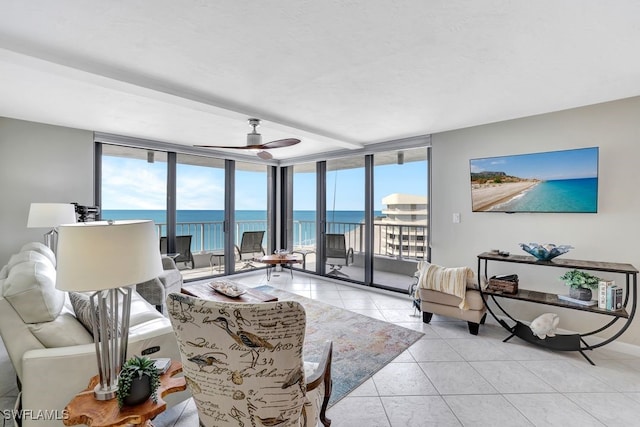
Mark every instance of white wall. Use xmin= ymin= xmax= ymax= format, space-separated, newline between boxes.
xmin=0 ymin=118 xmax=93 ymax=265
xmin=431 ymin=96 xmax=640 ymax=347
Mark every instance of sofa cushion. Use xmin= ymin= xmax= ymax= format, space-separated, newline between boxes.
xmin=3 ymin=260 xmax=64 ymax=323
xmin=20 ymin=242 xmax=56 ymax=267
xmin=27 ymin=311 xmax=94 ymax=348
xmin=0 ymin=265 xmax=7 ymax=280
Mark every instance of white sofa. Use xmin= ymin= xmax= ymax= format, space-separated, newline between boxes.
xmin=0 ymin=242 xmax=189 ymax=427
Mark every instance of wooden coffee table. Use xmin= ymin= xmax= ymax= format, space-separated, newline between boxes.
xmin=181 ymin=281 xmax=277 ymax=303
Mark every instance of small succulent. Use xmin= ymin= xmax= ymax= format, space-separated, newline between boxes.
xmin=116 ymin=355 xmax=161 ymax=407
xmin=559 ymin=269 xmax=601 ymax=289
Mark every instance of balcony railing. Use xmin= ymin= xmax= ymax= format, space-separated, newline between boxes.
xmin=158 ymin=220 xmax=426 ymax=261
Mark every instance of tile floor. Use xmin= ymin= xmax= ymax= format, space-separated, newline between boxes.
xmin=2 ymin=271 xmax=640 ymax=426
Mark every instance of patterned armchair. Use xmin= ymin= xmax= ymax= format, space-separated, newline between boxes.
xmin=166 ymin=293 xmax=333 ymax=427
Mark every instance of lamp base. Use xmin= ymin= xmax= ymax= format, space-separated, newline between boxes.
xmin=89 ymin=287 xmax=133 ymax=402
xmin=43 ymin=228 xmax=57 ymax=251
xmin=94 ymin=383 xmax=118 ymax=401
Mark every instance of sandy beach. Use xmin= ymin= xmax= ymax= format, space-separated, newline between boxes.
xmin=471 ymin=181 xmax=538 ymax=211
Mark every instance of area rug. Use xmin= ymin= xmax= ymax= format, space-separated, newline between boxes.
xmin=255 ymin=285 xmax=424 ymax=406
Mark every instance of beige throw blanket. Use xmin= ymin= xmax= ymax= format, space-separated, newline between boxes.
xmin=417 ymin=263 xmax=475 ymax=310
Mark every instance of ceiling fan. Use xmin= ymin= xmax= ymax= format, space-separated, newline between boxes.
xmin=196 ymin=118 xmax=300 ymax=160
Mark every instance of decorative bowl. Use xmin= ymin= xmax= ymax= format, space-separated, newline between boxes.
xmin=519 ymin=243 xmax=573 ymax=261
xmin=209 ymin=281 xmax=246 ymax=298
xmin=274 ymin=249 xmax=290 ymax=258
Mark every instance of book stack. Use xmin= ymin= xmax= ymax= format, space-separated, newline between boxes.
xmin=598 ymin=280 xmax=623 ymax=310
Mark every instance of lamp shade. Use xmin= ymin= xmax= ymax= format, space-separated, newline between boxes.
xmin=56 ymin=220 xmax=163 ymax=292
xmin=27 ymin=203 xmax=76 ymax=228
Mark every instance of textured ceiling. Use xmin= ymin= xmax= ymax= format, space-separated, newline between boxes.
xmin=1 ymin=1 xmax=640 ymax=160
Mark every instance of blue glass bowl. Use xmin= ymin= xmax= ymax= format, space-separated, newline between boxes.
xmin=519 ymin=243 xmax=573 ymax=261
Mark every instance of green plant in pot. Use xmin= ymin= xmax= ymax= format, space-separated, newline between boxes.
xmin=116 ymin=355 xmax=160 ymax=407
xmin=559 ymin=269 xmax=601 ymax=301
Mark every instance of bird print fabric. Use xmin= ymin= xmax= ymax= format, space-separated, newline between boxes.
xmin=167 ymin=292 xmax=308 ymax=427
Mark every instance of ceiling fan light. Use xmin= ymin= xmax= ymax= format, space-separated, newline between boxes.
xmin=247 ymin=132 xmax=262 ymax=146
xmin=257 ymin=150 xmax=273 ymax=160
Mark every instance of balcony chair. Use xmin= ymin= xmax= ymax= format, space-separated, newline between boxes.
xmin=160 ymin=235 xmax=195 ymax=269
xmin=166 ymin=293 xmax=333 ymax=427
xmin=235 ymin=230 xmax=266 ymax=269
xmin=325 ymin=233 xmax=354 ymax=277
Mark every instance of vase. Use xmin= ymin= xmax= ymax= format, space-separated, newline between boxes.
xmin=569 ymin=287 xmax=592 ymax=301
xmin=123 ymin=375 xmax=152 ymax=406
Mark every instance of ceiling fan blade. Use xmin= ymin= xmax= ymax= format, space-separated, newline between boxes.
xmin=194 ymin=144 xmax=265 ymax=150
xmin=257 ymin=150 xmax=273 ymax=160
xmin=260 ymin=138 xmax=300 ymax=149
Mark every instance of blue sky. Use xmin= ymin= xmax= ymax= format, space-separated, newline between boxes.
xmin=103 ymin=156 xmax=427 ymax=211
xmin=470 ymin=147 xmax=598 ymax=181
xmin=292 ymin=161 xmax=427 ymax=211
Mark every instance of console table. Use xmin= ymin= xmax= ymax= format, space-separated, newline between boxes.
xmin=477 ymin=252 xmax=638 ymax=364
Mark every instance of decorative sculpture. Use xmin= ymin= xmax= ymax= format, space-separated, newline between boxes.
xmin=530 ymin=313 xmax=560 ymax=339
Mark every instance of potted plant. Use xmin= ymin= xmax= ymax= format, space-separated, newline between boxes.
xmin=559 ymin=269 xmax=601 ymax=301
xmin=116 ymin=355 xmax=161 ymax=407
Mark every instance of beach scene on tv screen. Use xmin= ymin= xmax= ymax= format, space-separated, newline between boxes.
xmin=470 ymin=147 xmax=599 ymax=213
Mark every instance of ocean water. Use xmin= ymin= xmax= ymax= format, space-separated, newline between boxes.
xmin=102 ymin=209 xmax=379 ymax=250
xmin=490 ymin=178 xmax=598 ymax=213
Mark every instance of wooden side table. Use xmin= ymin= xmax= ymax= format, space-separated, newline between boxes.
xmin=63 ymin=360 xmax=186 ymax=427
xmin=259 ymin=254 xmax=301 ymax=280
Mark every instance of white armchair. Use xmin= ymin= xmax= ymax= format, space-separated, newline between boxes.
xmin=136 ymin=256 xmax=183 ymax=312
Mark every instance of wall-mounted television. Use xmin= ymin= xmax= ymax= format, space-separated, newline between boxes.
xmin=470 ymin=147 xmax=599 ymax=213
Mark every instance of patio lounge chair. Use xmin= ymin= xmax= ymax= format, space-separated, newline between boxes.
xmin=325 ymin=233 xmax=354 ymax=277
xmin=235 ymin=230 xmax=266 ymax=269
xmin=160 ymin=235 xmax=195 ymax=269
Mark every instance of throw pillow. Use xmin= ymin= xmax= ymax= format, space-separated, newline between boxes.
xmin=3 ymin=260 xmax=64 ymax=323
xmin=7 ymin=250 xmax=52 ymax=270
xmin=69 ymin=291 xmax=119 ymax=339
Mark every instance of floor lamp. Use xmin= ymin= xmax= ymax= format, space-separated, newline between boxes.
xmin=55 ymin=220 xmax=163 ymax=400
xmin=26 ymin=203 xmax=77 ymax=251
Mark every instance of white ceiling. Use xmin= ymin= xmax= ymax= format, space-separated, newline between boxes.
xmin=1 ymin=1 xmax=640 ymax=160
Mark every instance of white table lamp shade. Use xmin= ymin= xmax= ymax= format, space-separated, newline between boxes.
xmin=27 ymin=203 xmax=76 ymax=228
xmin=56 ymin=220 xmax=163 ymax=292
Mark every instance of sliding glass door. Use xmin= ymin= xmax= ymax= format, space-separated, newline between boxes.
xmin=325 ymin=157 xmax=366 ymax=283
xmin=176 ymin=154 xmax=226 ymax=275
xmin=234 ymin=161 xmax=268 ymax=272
xmin=292 ymin=162 xmax=317 ymax=272
xmin=373 ymin=147 xmax=428 ymax=291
